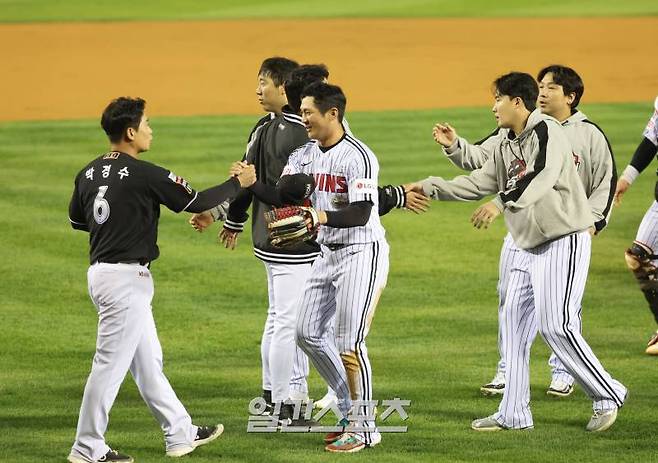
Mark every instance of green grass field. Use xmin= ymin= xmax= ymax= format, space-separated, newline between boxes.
xmin=0 ymin=0 xmax=656 ymax=22
xmin=1 ymin=102 xmax=657 ymax=462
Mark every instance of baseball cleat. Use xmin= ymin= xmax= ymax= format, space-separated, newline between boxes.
xmin=325 ymin=433 xmax=365 ymax=453
xmin=68 ymin=448 xmax=134 ymax=463
xmin=324 ymin=417 xmax=350 ymax=444
xmin=278 ymin=403 xmax=319 ymax=427
xmin=546 ymin=379 xmax=575 ymax=397
xmin=645 ymin=331 xmax=658 ymax=355
xmin=471 ymin=415 xmax=534 ymax=432
xmin=471 ymin=416 xmax=506 ymax=432
xmin=480 ymin=372 xmax=506 ymax=396
xmin=314 ymin=390 xmax=338 ymax=409
xmin=166 ymin=424 xmax=224 ymax=457
xmin=586 ymin=408 xmax=618 ymax=432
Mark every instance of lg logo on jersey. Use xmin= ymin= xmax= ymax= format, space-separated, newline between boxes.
xmin=313 ymin=173 xmax=347 ymax=193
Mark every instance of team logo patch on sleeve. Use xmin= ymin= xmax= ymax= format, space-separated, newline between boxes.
xmin=168 ymin=171 xmax=193 ymax=194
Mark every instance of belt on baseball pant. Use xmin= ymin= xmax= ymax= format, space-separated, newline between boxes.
xmin=95 ymin=259 xmax=150 ymax=267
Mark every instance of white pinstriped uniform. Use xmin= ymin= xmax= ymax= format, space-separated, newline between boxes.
xmin=426 ymin=110 xmax=626 ymax=428
xmin=493 ymin=232 xmax=627 ymax=428
xmin=283 ymin=133 xmax=389 ymax=446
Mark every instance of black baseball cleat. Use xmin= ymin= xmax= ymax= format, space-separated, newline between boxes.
xmin=278 ymin=403 xmax=319 ymax=427
xmin=166 ymin=424 xmax=224 ymax=457
xmin=263 ymin=389 xmax=274 ymax=415
xmin=68 ymin=448 xmax=134 ymax=463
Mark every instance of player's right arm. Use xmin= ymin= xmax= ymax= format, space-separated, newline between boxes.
xmin=146 ymin=162 xmax=255 ymax=214
xmin=418 ymin=154 xmax=500 ymax=202
xmin=68 ymin=175 xmax=89 ymax=232
xmin=434 ymin=122 xmax=501 ymax=171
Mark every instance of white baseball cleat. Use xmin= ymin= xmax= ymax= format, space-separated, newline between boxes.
xmin=68 ymin=448 xmax=133 ymax=463
xmin=480 ymin=372 xmax=505 ymax=396
xmin=586 ymin=409 xmax=618 ymax=432
xmin=471 ymin=415 xmax=534 ymax=432
xmin=546 ymin=379 xmax=575 ymax=397
xmin=166 ymin=424 xmax=224 ymax=457
xmin=314 ymin=390 xmax=338 ymax=409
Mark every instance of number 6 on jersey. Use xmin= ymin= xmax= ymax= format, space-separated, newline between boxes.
xmin=94 ymin=185 xmax=110 ymax=224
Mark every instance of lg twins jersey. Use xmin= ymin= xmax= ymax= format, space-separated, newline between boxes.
xmin=282 ymin=133 xmax=386 ymax=245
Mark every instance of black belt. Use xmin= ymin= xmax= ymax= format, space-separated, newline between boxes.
xmin=96 ymin=259 xmax=150 ymax=267
xmin=324 ymin=243 xmax=347 ymax=251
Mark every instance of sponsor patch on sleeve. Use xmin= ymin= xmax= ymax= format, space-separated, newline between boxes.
xmin=168 ymin=171 xmax=193 ymax=194
xmin=349 ymin=178 xmax=377 ymax=194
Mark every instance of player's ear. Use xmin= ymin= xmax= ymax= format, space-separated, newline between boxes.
xmin=125 ymin=127 xmax=136 ymax=141
xmin=328 ymin=107 xmax=339 ymax=120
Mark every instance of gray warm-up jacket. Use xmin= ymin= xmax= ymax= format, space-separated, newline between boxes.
xmin=421 ymin=110 xmax=593 ymax=249
xmin=441 ymin=110 xmax=616 ymax=233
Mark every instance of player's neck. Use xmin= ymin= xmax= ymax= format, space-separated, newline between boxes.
xmin=550 ymin=106 xmax=572 ymax=123
xmin=510 ymin=112 xmax=530 ymax=138
xmin=318 ymin=125 xmax=345 ymax=148
xmin=110 ymin=143 xmax=139 ymax=159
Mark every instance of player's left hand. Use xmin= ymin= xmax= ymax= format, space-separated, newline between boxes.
xmin=219 ymin=227 xmax=239 ymax=249
xmin=189 ymin=212 xmax=213 ymax=232
xmin=471 ymin=201 xmax=501 ymax=229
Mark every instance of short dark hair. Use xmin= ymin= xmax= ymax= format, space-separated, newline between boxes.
xmin=285 ymin=64 xmax=330 ymax=114
xmin=101 ymin=97 xmax=145 ymax=143
xmin=300 ymin=82 xmax=346 ymax=122
xmin=294 ymin=64 xmax=329 ymax=82
xmin=537 ymin=64 xmax=584 ymax=109
xmin=493 ymin=72 xmax=538 ymax=111
xmin=258 ymin=57 xmax=299 ymax=87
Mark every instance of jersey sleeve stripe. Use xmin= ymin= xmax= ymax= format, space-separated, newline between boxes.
xmin=345 ymin=135 xmax=372 ymax=178
xmin=583 ymin=119 xmax=618 ymax=230
xmin=181 ymin=192 xmax=199 ymax=212
xmin=69 ymin=217 xmax=86 ymax=225
xmin=282 ymin=112 xmax=305 ymax=127
xmin=474 ymin=127 xmax=501 ymax=146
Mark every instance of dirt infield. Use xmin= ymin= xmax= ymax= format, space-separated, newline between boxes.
xmin=1 ymin=17 xmax=655 ymax=121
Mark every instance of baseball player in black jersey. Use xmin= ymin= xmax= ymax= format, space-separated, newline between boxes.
xmin=67 ymin=97 xmax=255 ymax=463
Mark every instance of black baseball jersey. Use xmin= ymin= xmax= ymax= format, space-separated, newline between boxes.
xmin=69 ymin=151 xmax=207 ymax=264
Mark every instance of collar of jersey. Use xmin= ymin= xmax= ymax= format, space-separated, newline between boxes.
xmin=318 ymin=133 xmax=346 ymax=153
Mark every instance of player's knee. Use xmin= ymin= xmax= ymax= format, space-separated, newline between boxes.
xmin=538 ymin=322 xmax=572 ymax=343
xmin=295 ymin=323 xmax=310 ymax=349
xmin=334 ymin=335 xmax=354 ymax=354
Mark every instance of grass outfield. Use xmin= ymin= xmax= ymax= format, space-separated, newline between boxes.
xmin=0 ymin=0 xmax=657 ymax=22
xmin=0 ymin=102 xmax=656 ymax=462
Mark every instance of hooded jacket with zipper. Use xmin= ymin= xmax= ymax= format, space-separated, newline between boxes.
xmin=421 ymin=109 xmax=593 ymax=249
xmin=441 ymin=110 xmax=616 ymax=233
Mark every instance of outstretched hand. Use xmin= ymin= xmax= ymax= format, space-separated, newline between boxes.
xmin=189 ymin=212 xmax=214 ymax=232
xmin=432 ymin=122 xmax=457 ymax=148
